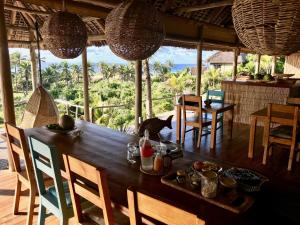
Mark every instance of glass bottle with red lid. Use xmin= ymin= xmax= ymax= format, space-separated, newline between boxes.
xmin=139 ymin=130 xmax=154 ymax=171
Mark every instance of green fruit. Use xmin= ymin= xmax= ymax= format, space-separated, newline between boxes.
xmin=59 ymin=115 xmax=75 ymax=130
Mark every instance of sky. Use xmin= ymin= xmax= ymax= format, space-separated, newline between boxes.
xmin=9 ymin=46 xmax=216 ymax=66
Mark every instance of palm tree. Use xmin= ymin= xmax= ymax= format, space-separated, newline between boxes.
xmin=10 ymin=52 xmax=26 ymax=92
xmin=60 ymin=61 xmax=72 ymax=86
xmin=71 ymin=64 xmax=82 ymax=83
xmin=19 ymin=61 xmax=31 ymax=95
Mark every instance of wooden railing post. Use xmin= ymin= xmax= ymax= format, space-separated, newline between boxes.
xmin=0 ymin=0 xmax=16 ymax=171
xmin=233 ymin=47 xmax=240 ymax=80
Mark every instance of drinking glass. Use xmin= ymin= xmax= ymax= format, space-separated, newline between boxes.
xmin=127 ymin=142 xmax=138 ymax=164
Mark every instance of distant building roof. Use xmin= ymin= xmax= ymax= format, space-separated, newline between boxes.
xmin=207 ymin=51 xmax=246 ymax=64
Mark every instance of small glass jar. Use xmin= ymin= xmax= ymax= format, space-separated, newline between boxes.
xmin=200 ymin=171 xmax=218 ymax=198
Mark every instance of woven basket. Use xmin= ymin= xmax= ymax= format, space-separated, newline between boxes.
xmin=105 ymin=0 xmax=165 ymax=61
xmin=232 ymin=0 xmax=300 ymax=55
xmin=42 ymin=11 xmax=87 ymax=59
xmin=20 ymin=86 xmax=59 ymax=129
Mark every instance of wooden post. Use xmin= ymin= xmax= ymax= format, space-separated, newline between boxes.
xmin=144 ymin=59 xmax=153 ymax=119
xmin=271 ymin=56 xmax=276 ymax=75
xmin=233 ymin=48 xmax=239 ymax=80
xmin=135 ymin=60 xmax=142 ymax=134
xmin=255 ymin=54 xmax=261 ymax=74
xmin=0 ymin=0 xmax=16 ymax=171
xmin=196 ymin=41 xmax=203 ymax=96
xmin=82 ymin=48 xmax=90 ymax=122
xmin=29 ymin=45 xmax=38 ymax=90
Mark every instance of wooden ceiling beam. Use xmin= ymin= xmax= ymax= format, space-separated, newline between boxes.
xmin=4 ymin=4 xmax=49 ymax=16
xmin=73 ymin=0 xmax=119 ymax=9
xmin=175 ymin=0 xmax=233 ymax=13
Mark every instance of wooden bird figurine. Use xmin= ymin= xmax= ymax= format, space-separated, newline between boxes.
xmin=138 ymin=115 xmax=173 ymax=139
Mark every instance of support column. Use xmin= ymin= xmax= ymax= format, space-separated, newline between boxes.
xmin=29 ymin=45 xmax=38 ymax=90
xmin=135 ymin=60 xmax=142 ymax=134
xmin=196 ymin=41 xmax=203 ymax=96
xmin=82 ymin=48 xmax=90 ymax=122
xmin=255 ymin=54 xmax=261 ymax=74
xmin=233 ymin=48 xmax=240 ymax=80
xmin=271 ymin=56 xmax=276 ymax=75
xmin=0 ymin=0 xmax=16 ymax=171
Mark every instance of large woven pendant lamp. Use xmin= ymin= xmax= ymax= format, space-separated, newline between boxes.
xmin=232 ymin=0 xmax=300 ymax=55
xmin=105 ymin=0 xmax=165 ymax=61
xmin=42 ymin=0 xmax=87 ymax=59
xmin=20 ymin=22 xmax=59 ymax=129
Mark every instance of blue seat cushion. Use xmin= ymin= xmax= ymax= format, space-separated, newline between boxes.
xmin=48 ymin=181 xmax=72 ymax=208
xmin=270 ymin=125 xmax=299 ymax=139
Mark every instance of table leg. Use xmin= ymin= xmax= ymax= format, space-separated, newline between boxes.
xmin=210 ymin=111 xmax=217 ymax=149
xmin=248 ymin=116 xmax=257 ymax=159
xmin=176 ymin=105 xmax=181 ymax=144
xmin=229 ymin=107 xmax=234 ymax=139
xmin=262 ymin=119 xmax=268 ymax=149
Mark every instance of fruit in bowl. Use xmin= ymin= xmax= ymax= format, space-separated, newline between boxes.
xmin=59 ymin=115 xmax=75 ymax=130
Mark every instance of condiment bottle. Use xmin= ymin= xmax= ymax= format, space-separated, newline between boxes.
xmin=139 ymin=130 xmax=154 ymax=171
xmin=154 ymin=152 xmax=163 ymax=172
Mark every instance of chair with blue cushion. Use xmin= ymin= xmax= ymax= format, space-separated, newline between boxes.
xmin=28 ymin=136 xmax=73 ymax=225
xmin=205 ymin=90 xmax=225 ymax=130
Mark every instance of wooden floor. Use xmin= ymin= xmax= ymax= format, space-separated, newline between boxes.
xmin=0 ymin=122 xmax=300 ymax=225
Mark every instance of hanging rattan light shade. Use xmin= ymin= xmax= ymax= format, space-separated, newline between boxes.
xmin=20 ymin=86 xmax=59 ymax=129
xmin=42 ymin=11 xmax=87 ymax=59
xmin=105 ymin=0 xmax=165 ymax=61
xmin=232 ymin=0 xmax=300 ymax=55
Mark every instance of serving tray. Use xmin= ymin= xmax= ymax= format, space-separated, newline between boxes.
xmin=161 ymin=172 xmax=254 ymax=214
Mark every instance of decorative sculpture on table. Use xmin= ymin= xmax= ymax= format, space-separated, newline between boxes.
xmin=232 ymin=0 xmax=300 ymax=55
xmin=42 ymin=0 xmax=87 ymax=59
xmin=138 ymin=115 xmax=173 ymax=139
xmin=105 ymin=0 xmax=165 ymax=60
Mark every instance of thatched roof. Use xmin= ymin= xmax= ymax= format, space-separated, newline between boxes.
xmin=207 ymin=51 xmax=246 ymax=64
xmin=4 ymin=0 xmax=247 ymax=52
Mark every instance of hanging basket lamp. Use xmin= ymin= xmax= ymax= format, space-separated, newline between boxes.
xmin=42 ymin=5 xmax=87 ymax=59
xmin=105 ymin=0 xmax=165 ymax=61
xmin=232 ymin=0 xmax=300 ymax=55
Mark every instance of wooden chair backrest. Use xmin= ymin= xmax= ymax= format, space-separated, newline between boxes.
xmin=63 ymin=154 xmax=114 ymax=225
xmin=28 ymin=136 xmax=68 ymax=216
xmin=206 ymin=90 xmax=225 ymax=104
xmin=127 ymin=187 xmax=205 ymax=225
xmin=5 ymin=122 xmax=35 ymax=182
xmin=287 ymin=97 xmax=300 ymax=106
xmin=182 ymin=95 xmax=202 ymax=113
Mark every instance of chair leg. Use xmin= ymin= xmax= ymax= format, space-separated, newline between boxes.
xmin=13 ymin=179 xmax=22 ymax=215
xmin=197 ymin=127 xmax=202 ymax=148
xmin=262 ymin=143 xmax=269 ymax=165
xmin=26 ymin=186 xmax=36 ymax=225
xmin=182 ymin=125 xmax=186 ymax=145
xmin=268 ymin=145 xmax=273 ymax=157
xmin=287 ymin=146 xmax=296 ymax=171
xmin=38 ymin=205 xmax=47 ymax=225
xmin=296 ymin=152 xmax=300 ymax=162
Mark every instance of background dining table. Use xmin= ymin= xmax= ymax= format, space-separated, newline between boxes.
xmin=24 ymin=120 xmax=271 ymax=225
xmin=176 ymin=103 xmax=235 ymax=149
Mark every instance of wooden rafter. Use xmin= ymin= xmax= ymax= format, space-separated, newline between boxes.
xmin=8 ymin=3 xmax=16 ymax=40
xmin=4 ymin=4 xmax=49 ymax=16
xmin=73 ymin=0 xmax=119 ymax=9
xmin=175 ymin=0 xmax=233 ymax=13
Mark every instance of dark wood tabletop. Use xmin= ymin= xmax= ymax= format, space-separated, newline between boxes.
xmin=25 ymin=120 xmax=256 ymax=225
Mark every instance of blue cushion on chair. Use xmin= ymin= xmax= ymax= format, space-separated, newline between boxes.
xmin=48 ymin=181 xmax=72 ymax=208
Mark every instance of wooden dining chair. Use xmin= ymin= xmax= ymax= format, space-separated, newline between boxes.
xmin=263 ymin=103 xmax=299 ymax=171
xmin=28 ymin=136 xmax=73 ymax=225
xmin=127 ymin=187 xmax=205 ymax=225
xmin=63 ymin=154 xmax=129 ymax=225
xmin=182 ymin=95 xmax=212 ymax=148
xmin=287 ymin=97 xmax=300 ymax=106
xmin=205 ymin=90 xmax=225 ymax=130
xmin=5 ymin=123 xmax=37 ymax=225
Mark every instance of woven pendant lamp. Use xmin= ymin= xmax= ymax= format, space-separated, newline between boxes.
xmin=105 ymin=0 xmax=165 ymax=61
xmin=232 ymin=0 xmax=300 ymax=55
xmin=20 ymin=23 xmax=59 ymax=129
xmin=42 ymin=0 xmax=87 ymax=59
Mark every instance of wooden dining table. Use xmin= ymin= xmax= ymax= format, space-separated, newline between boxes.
xmin=24 ymin=120 xmax=255 ymax=225
xmin=176 ymin=103 xmax=235 ymax=149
